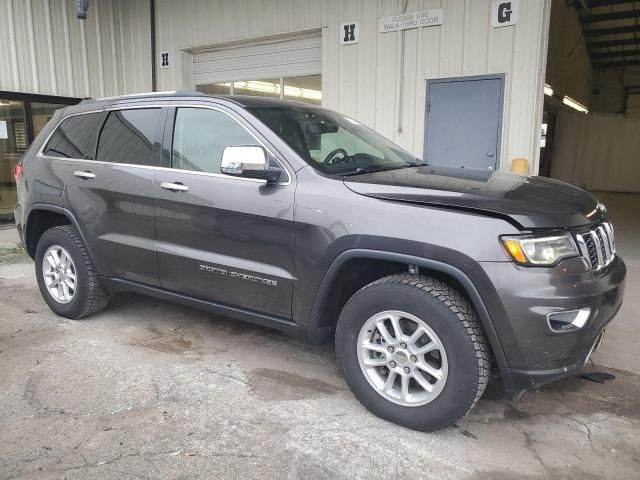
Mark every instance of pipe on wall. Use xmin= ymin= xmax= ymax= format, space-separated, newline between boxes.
xmin=151 ymin=0 xmax=157 ymax=91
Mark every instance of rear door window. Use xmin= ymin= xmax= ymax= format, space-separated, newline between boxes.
xmin=97 ymin=108 xmax=163 ymax=166
xmin=42 ymin=112 xmax=103 ymax=159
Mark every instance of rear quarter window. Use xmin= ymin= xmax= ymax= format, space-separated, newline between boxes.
xmin=42 ymin=112 xmax=103 ymax=159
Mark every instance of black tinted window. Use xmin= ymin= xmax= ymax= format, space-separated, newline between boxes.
xmin=97 ymin=109 xmax=161 ymax=166
xmin=172 ymin=108 xmax=258 ymax=173
xmin=43 ymin=112 xmax=103 ymax=159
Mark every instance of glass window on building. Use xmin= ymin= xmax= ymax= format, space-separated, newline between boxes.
xmin=196 ymin=74 xmax=322 ymax=105
xmin=284 ymin=75 xmax=322 ymax=105
xmin=233 ymin=78 xmax=281 ymax=99
xmin=0 ymin=99 xmax=26 ymax=217
xmin=0 ymin=95 xmax=78 ymax=219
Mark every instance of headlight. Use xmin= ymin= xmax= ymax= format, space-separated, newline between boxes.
xmin=501 ymin=232 xmax=578 ymax=266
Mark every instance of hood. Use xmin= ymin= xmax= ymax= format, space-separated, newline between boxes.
xmin=344 ymin=166 xmax=604 ymax=229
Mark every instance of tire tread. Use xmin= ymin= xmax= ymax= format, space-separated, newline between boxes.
xmin=341 ymin=273 xmax=490 ymax=418
xmin=52 ymin=225 xmax=109 ymax=318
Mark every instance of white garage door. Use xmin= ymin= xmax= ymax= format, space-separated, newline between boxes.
xmin=193 ymin=33 xmax=322 ymax=85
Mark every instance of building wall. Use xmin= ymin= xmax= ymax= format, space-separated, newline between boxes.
xmin=156 ymin=0 xmax=551 ymax=174
xmin=552 ymin=110 xmax=640 ymax=193
xmin=0 ymin=0 xmax=151 ymax=98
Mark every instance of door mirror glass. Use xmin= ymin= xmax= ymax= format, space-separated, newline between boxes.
xmin=220 ymin=146 xmax=280 ymax=182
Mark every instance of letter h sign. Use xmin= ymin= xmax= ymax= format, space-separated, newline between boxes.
xmin=340 ymin=21 xmax=359 ymax=45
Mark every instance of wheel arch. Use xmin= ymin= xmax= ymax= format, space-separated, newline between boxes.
xmin=307 ymin=249 xmax=508 ymax=368
xmin=24 ymin=204 xmax=91 ymax=261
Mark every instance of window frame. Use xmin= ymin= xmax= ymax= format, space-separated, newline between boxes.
xmin=37 ymin=102 xmax=292 ymax=186
xmin=163 ymin=104 xmax=291 ymax=185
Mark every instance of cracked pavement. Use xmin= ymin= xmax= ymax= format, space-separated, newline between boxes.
xmin=1 ymin=257 xmax=640 ymax=480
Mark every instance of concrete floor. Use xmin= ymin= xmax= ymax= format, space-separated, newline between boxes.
xmin=0 ymin=193 xmax=639 ymax=480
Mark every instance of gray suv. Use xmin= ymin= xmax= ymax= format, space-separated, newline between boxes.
xmin=14 ymin=92 xmax=626 ymax=431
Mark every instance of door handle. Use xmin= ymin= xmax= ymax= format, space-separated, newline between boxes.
xmin=73 ymin=170 xmax=96 ymax=179
xmin=160 ymin=182 xmax=189 ymax=192
xmin=486 ymin=152 xmax=495 ymax=157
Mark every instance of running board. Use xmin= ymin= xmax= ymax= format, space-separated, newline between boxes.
xmin=99 ymin=276 xmax=307 ymax=339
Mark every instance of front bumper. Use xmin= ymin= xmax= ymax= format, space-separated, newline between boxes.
xmin=469 ymin=255 xmax=626 ymax=399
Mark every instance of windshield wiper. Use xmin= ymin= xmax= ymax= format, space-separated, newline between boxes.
xmin=341 ymin=162 xmax=423 ymax=176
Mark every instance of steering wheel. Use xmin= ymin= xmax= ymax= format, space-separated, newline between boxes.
xmin=323 ymin=148 xmax=350 ymax=165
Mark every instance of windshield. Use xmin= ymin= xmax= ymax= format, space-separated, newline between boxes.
xmin=247 ymin=105 xmax=423 ymax=175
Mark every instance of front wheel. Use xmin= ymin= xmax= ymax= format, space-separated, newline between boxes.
xmin=335 ymin=274 xmax=490 ymax=432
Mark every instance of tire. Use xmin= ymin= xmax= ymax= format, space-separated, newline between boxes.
xmin=35 ymin=225 xmax=109 ymax=319
xmin=335 ymin=274 xmax=490 ymax=432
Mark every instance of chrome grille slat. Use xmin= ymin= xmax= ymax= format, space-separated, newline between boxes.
xmin=591 ymin=231 xmax=604 ymax=266
xmin=604 ymin=222 xmax=616 ymax=255
xmin=574 ymin=222 xmax=616 ymax=271
xmin=597 ymin=226 xmax=611 ymax=262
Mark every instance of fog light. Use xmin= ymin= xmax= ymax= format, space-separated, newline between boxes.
xmin=546 ymin=308 xmax=591 ymax=333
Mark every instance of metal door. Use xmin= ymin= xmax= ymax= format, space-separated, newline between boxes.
xmin=424 ymin=75 xmax=504 ymax=170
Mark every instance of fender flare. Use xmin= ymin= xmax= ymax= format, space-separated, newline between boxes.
xmin=24 ymin=203 xmax=95 ymax=264
xmin=307 ymin=249 xmax=508 ymax=368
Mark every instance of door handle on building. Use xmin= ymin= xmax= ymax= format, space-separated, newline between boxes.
xmin=160 ymin=182 xmax=189 ymax=192
xmin=73 ymin=171 xmax=96 ymax=179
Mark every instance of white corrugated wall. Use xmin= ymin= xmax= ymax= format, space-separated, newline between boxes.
xmin=552 ymin=111 xmax=640 ymax=193
xmin=0 ymin=0 xmax=550 ymax=173
xmin=0 ymin=0 xmax=151 ymax=98
xmin=156 ymin=0 xmax=551 ymax=174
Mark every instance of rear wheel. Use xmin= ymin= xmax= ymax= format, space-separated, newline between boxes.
xmin=35 ymin=225 xmax=109 ymax=319
xmin=335 ymin=274 xmax=490 ymax=432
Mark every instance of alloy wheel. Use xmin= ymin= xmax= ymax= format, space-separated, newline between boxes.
xmin=42 ymin=245 xmax=77 ymax=304
xmin=357 ymin=310 xmax=448 ymax=406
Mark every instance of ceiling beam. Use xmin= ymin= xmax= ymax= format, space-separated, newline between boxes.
xmin=580 ymin=9 xmax=640 ymax=24
xmin=588 ymin=37 xmax=640 ymax=49
xmin=592 ymin=59 xmax=640 ymax=67
xmin=591 ymin=49 xmax=640 ymax=59
xmin=583 ymin=24 xmax=640 ymax=37
xmin=587 ymin=0 xmax=638 ymax=7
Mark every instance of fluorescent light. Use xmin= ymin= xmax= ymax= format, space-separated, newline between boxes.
xmin=562 ymin=95 xmax=588 ymax=113
xmin=544 ymin=83 xmax=554 ymax=97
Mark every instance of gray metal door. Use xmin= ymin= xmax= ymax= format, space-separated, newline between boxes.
xmin=424 ymin=75 xmax=504 ymax=170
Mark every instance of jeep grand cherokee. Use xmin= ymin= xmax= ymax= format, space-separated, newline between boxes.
xmin=14 ymin=92 xmax=626 ymax=431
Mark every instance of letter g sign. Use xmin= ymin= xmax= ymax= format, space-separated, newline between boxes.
xmin=492 ymin=0 xmax=518 ymax=28
xmin=498 ymin=2 xmax=512 ymax=23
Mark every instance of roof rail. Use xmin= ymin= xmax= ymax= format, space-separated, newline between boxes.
xmin=80 ymin=90 xmax=206 ymax=104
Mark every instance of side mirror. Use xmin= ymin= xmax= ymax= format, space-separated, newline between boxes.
xmin=220 ymin=146 xmax=281 ymax=182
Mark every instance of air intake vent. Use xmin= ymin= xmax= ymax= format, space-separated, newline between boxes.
xmin=575 ymin=223 xmax=616 ymax=271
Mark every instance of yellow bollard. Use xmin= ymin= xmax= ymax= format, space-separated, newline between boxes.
xmin=511 ymin=158 xmax=529 ymax=175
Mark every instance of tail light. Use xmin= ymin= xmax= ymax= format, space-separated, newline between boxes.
xmin=14 ymin=164 xmax=23 ymax=179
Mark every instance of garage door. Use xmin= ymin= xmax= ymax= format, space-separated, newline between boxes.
xmin=193 ymin=33 xmax=322 ymax=85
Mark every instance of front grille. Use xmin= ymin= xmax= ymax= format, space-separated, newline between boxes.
xmin=574 ymin=222 xmax=616 ymax=271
